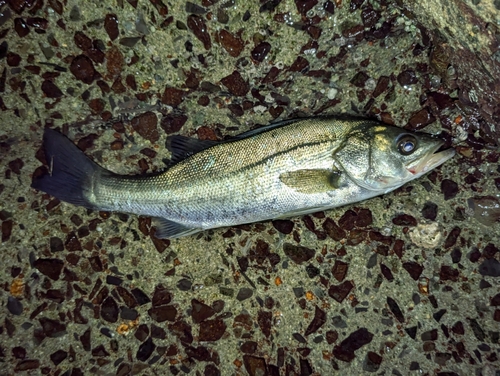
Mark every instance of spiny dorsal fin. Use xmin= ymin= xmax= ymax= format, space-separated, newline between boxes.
xmin=166 ymin=135 xmax=219 ymax=164
xmin=279 ymin=169 xmax=341 ymax=194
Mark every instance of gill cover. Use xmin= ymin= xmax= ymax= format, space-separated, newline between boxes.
xmin=334 ymin=123 xmax=442 ymax=191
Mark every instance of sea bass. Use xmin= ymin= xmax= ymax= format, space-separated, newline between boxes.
xmin=31 ymin=117 xmax=455 ymax=238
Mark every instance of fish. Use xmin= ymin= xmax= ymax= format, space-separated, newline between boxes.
xmin=31 ymin=117 xmax=455 ymax=238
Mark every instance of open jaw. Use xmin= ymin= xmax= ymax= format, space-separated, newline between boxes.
xmin=406 ymin=143 xmax=456 ymax=177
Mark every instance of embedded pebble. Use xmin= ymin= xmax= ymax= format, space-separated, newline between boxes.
xmin=409 ymin=223 xmax=442 ymax=248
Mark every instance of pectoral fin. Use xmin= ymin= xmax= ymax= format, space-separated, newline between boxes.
xmin=279 ymin=169 xmax=341 ymax=194
xmin=152 ymin=217 xmax=202 ymax=239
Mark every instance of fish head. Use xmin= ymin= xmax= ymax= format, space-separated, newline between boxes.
xmin=335 ymin=123 xmax=455 ymax=192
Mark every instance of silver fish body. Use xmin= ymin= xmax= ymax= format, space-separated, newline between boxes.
xmin=32 ymin=117 xmax=455 ymax=238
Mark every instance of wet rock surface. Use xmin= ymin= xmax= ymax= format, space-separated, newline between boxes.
xmin=1 ymin=0 xmax=499 ymax=374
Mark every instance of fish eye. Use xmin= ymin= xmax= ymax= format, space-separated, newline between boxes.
xmin=397 ymin=135 xmax=418 ymax=155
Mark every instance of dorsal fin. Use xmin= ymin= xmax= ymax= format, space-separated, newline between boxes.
xmin=166 ymin=135 xmax=220 ymax=164
xmin=165 ymin=117 xmax=307 ymax=164
xmin=233 ymin=118 xmax=305 ymax=139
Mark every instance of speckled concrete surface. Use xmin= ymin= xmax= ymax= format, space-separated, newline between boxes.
xmin=1 ymin=0 xmax=499 ymax=375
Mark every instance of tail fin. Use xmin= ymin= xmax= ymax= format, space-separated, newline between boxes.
xmin=31 ymin=128 xmax=104 ymax=208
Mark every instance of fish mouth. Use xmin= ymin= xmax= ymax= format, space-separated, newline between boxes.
xmin=406 ymin=142 xmax=455 ymax=177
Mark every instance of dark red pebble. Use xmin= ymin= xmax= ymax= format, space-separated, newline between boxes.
xmin=48 ymin=0 xmax=64 ymax=15
xmin=355 ymin=208 xmax=373 ymax=227
xmin=328 ymin=280 xmax=353 ymax=303
xmin=289 ymin=56 xmax=309 ymax=72
xmin=150 ymin=324 xmax=166 ymax=339
xmin=494 ymin=178 xmax=500 ymax=190
xmin=74 ymin=31 xmax=92 ymax=51
xmin=241 ymin=341 xmax=258 ymax=354
xmin=408 ymin=108 xmax=435 ymax=129
xmin=8 ymin=158 xmax=24 ymax=174
xmin=104 ymin=14 xmax=119 ymax=41
xmin=397 ymin=69 xmax=418 ymax=85
xmin=350 ymin=0 xmax=364 ymax=11
xmin=39 ymin=317 xmax=66 ymax=337
xmin=439 ymin=265 xmax=459 ymax=282
xmin=187 ymin=15 xmax=211 ymax=50
xmin=428 ymin=91 xmax=454 ymax=109
xmin=12 ymin=346 xmax=26 ymax=359
xmin=380 ymin=264 xmax=394 ymax=281
xmin=443 ymin=227 xmax=461 ymax=249
xmin=199 ymin=319 xmax=226 ymax=341
xmin=441 ymin=179 xmax=458 ymax=200
xmin=324 ymin=1 xmax=335 ymax=13
xmin=70 ymin=55 xmax=97 ymax=84
xmin=339 ymin=210 xmax=357 ymax=231
xmin=191 ymin=299 xmax=216 ymax=323
xmin=41 ymin=80 xmax=63 ymax=98
xmin=151 ymin=285 xmax=172 ymax=307
xmin=257 ymin=310 xmax=272 ymax=338
xmin=169 ymin=320 xmax=193 ymax=344
xmin=161 ymin=114 xmax=187 ymax=134
xmin=220 ymin=71 xmax=249 ymax=96
xmin=262 ymin=66 xmax=280 ymax=84
xmin=332 ymin=328 xmax=373 ymax=362
xmin=295 ymin=0 xmax=318 ymax=15
xmin=115 ymin=286 xmax=137 ymax=308
xmin=131 ymin=111 xmax=159 ymax=143
xmin=91 ymin=344 xmax=109 ymax=357
xmin=386 ymin=297 xmax=404 ymax=323
xmin=402 ymin=261 xmax=423 ymax=280
xmin=87 ymin=98 xmax=105 ymax=114
xmin=148 ymin=305 xmax=177 ymax=322
xmin=451 ymin=321 xmax=464 ymax=335
xmin=361 ymin=7 xmax=380 ymax=27
xmin=197 ymin=95 xmax=210 ymax=106
xmin=137 ymin=337 xmax=155 ymax=361
xmin=101 ymin=296 xmax=119 ymax=322
xmin=351 ymin=71 xmax=369 ymax=88
xmin=14 ymin=360 xmax=40 ymax=372
xmin=243 ymin=355 xmax=267 ymax=376
xmin=227 ymin=103 xmax=243 ymax=116
xmin=34 ymin=258 xmax=64 ymax=280
xmin=283 ymin=243 xmax=315 ymax=264
xmin=7 ymin=52 xmax=21 ymax=66
xmin=323 ymin=218 xmax=346 ymax=240
xmin=185 ymin=345 xmax=211 ymax=361
xmin=217 ymin=30 xmax=244 ymax=57
xmin=304 ymin=305 xmax=326 ymax=335
xmin=331 ymin=260 xmax=348 ymax=282
xmin=50 ymin=350 xmax=68 ymax=366
xmin=392 ymin=214 xmax=417 ymax=226
xmin=421 ymin=201 xmax=438 ymax=221
xmin=251 ymin=42 xmax=271 ymax=63
xmin=372 ymin=76 xmax=389 ymax=98
xmin=106 ymin=46 xmax=123 ymax=78
xmin=161 ymin=87 xmax=185 ymax=106
xmin=65 ymin=231 xmax=82 ymax=251
xmin=110 ymin=139 xmax=123 ymax=150
xmin=14 ymin=18 xmax=30 ymax=37
xmin=135 ymin=324 xmax=149 ymax=341
xmin=342 ymin=24 xmax=364 ymax=39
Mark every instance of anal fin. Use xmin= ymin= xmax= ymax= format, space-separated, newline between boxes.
xmin=279 ymin=169 xmax=341 ymax=194
xmin=152 ymin=217 xmax=201 ymax=239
